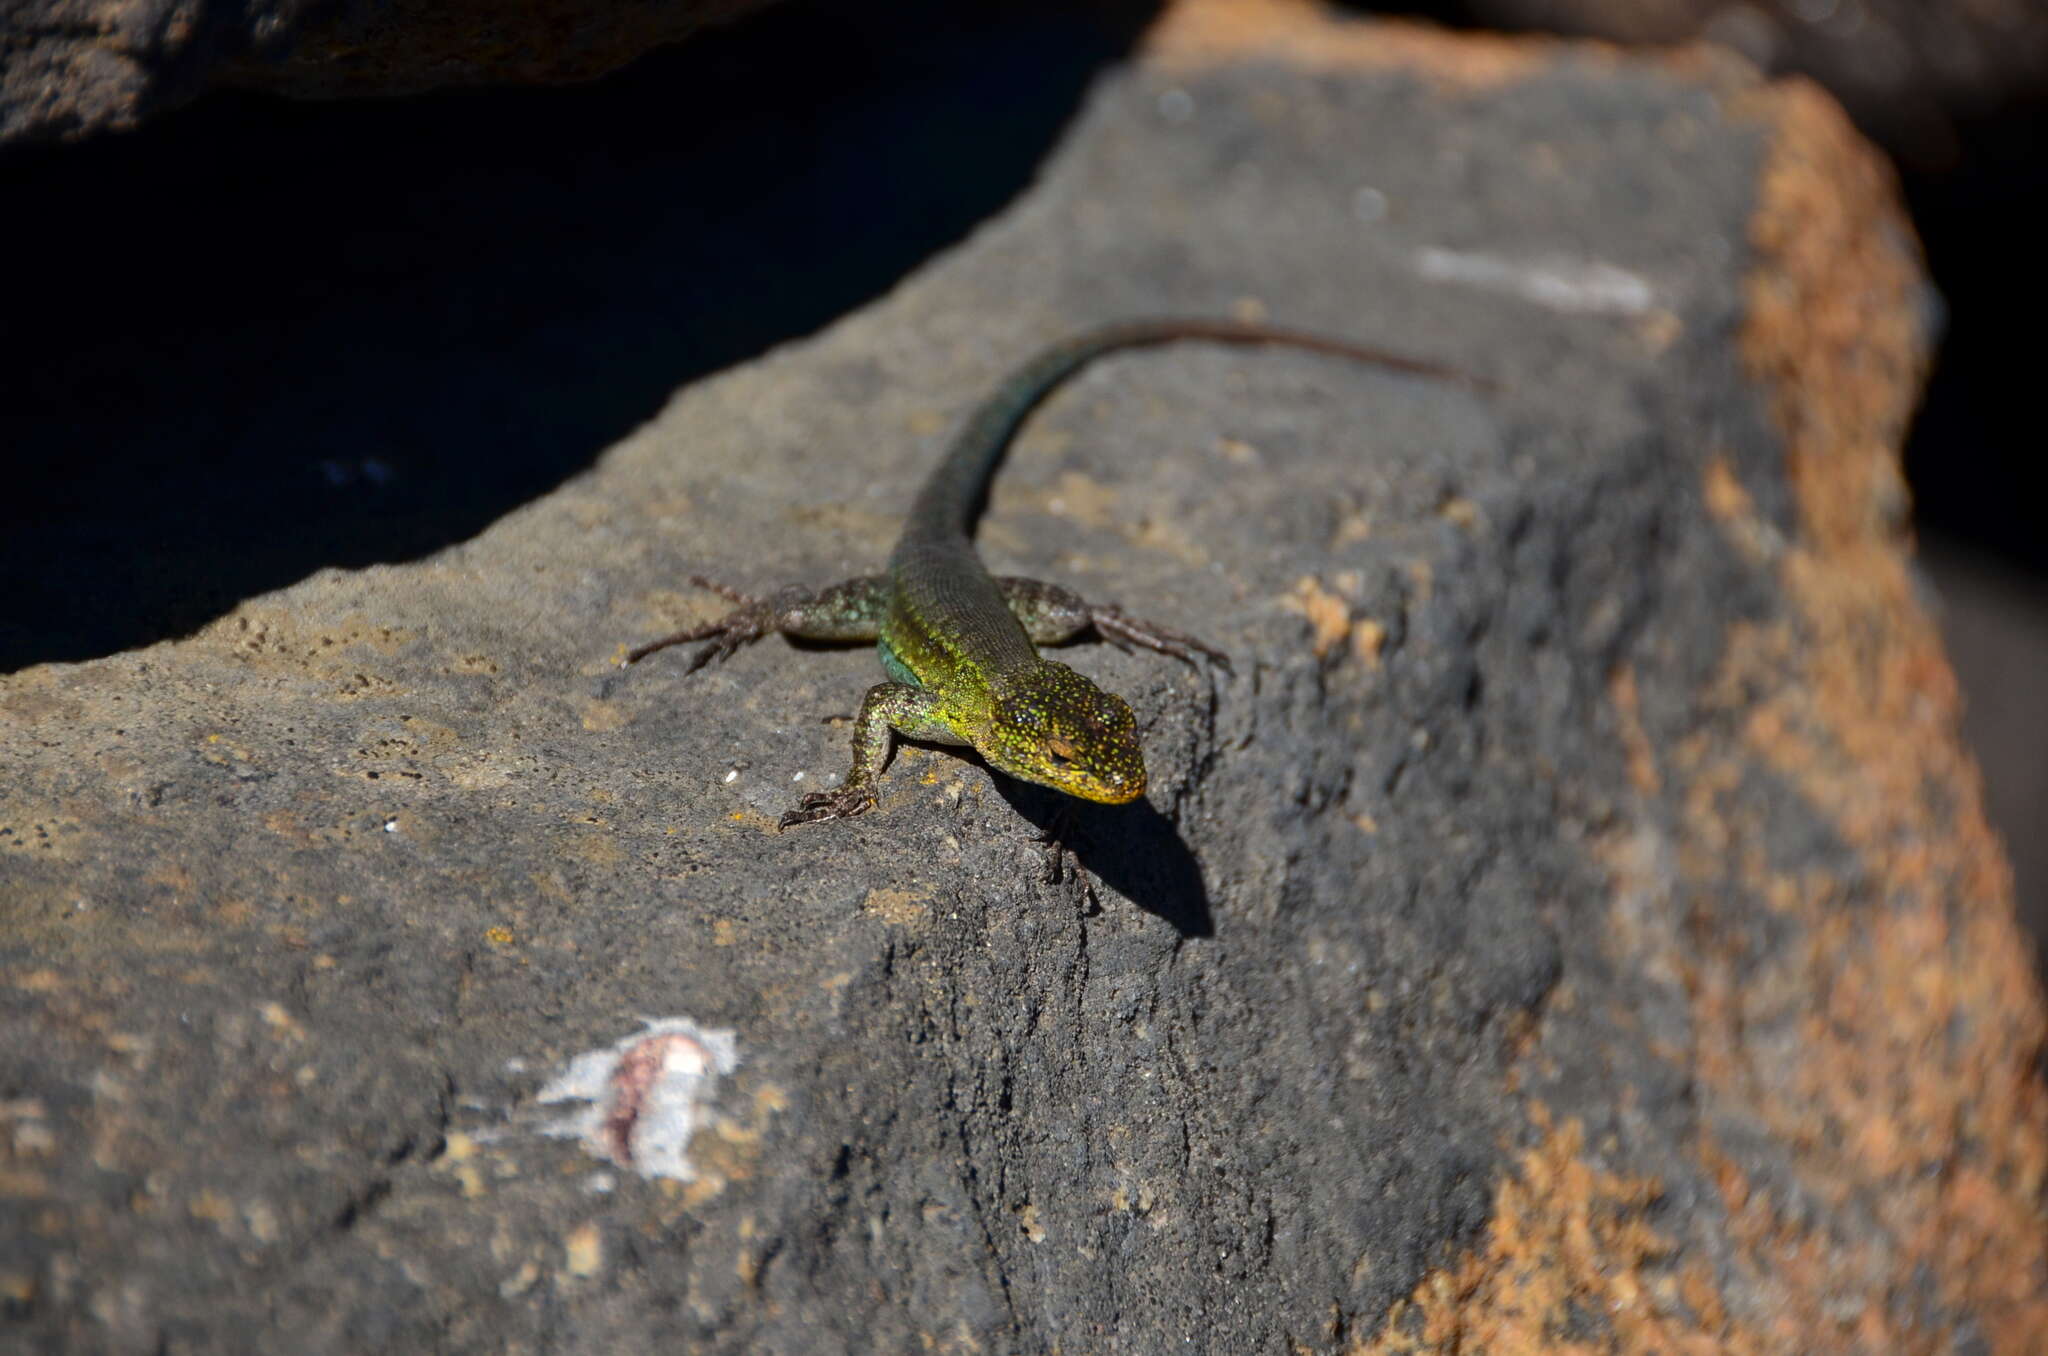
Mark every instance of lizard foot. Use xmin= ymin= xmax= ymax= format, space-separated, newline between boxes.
xmin=1034 ymin=801 xmax=1080 ymax=884
xmin=622 ymin=577 xmax=778 ymax=672
xmin=778 ymin=784 xmax=877 ymax=830
xmin=1033 ymin=805 xmax=1098 ymax=910
xmin=1091 ymin=607 xmax=1233 ymax=674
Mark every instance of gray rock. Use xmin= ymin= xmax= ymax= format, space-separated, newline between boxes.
xmin=5 ymin=8 xmax=2043 ymax=1354
xmin=0 ymin=0 xmax=778 ymax=147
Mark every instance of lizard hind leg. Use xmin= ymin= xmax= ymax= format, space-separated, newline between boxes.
xmin=994 ymin=576 xmax=1232 ymax=672
xmin=1089 ymin=605 xmax=1232 ymax=673
xmin=622 ymin=575 xmax=889 ymax=671
xmin=622 ymin=578 xmax=777 ymax=671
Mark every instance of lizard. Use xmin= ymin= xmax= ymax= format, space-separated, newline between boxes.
xmin=622 ymin=319 xmax=1469 ymax=829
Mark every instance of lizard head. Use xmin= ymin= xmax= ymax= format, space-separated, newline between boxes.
xmin=983 ymin=660 xmax=1146 ymax=804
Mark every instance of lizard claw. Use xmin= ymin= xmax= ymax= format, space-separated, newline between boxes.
xmin=778 ymin=784 xmax=877 ymax=830
xmin=686 ymin=575 xmax=759 ymax=606
xmin=1034 ymin=802 xmax=1082 ymax=884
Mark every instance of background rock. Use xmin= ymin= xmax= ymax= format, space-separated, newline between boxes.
xmin=1445 ymin=0 xmax=2048 ymax=168
xmin=0 ymin=0 xmax=777 ymax=146
xmin=4 ymin=1 xmax=2044 ymax=1351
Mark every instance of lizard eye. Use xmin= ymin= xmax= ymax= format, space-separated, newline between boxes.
xmin=1046 ymin=737 xmax=1076 ymax=768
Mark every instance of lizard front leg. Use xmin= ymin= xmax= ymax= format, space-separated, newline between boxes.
xmin=779 ymin=681 xmax=959 ymax=829
xmin=622 ymin=575 xmax=888 ymax=671
xmin=994 ymin=577 xmax=1232 ymax=672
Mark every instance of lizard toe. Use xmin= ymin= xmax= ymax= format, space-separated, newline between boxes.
xmin=777 ymin=786 xmax=876 ymax=831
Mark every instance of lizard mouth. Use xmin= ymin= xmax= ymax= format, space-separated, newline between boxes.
xmin=1070 ymin=773 xmax=1146 ymax=805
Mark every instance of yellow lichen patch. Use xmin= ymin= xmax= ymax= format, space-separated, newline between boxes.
xmin=1279 ymin=576 xmax=1352 ymax=659
xmin=199 ymin=733 xmax=260 ymax=771
xmin=579 ymin=699 xmax=630 ymax=733
xmin=674 ymin=1081 xmax=787 ymax=1211
xmin=562 ymin=1222 xmax=603 ymax=1278
xmin=562 ymin=830 xmax=623 ymax=869
xmin=1633 ymin=307 xmax=1683 ymax=355
xmin=1331 ymin=508 xmax=1374 ymax=549
xmin=1350 ymin=618 xmax=1387 ymax=670
xmin=862 ymin=887 xmax=932 ymax=928
xmin=186 ymin=1189 xmax=236 ymax=1229
xmin=257 ymin=1002 xmax=306 ymax=1043
xmin=436 ymin=1132 xmax=489 ymax=1199
xmin=722 ymin=806 xmax=785 ymax=835
xmin=1405 ymin=560 xmax=1434 ymax=608
xmin=1354 ymin=1110 xmax=1760 ymax=1355
xmin=1219 ymin=436 xmax=1263 ymax=466
xmin=1435 ymin=496 xmax=1481 ymax=531
xmin=1702 ymin=454 xmax=1755 ymax=520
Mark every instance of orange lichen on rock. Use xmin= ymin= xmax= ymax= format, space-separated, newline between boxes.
xmin=1355 ymin=1109 xmax=1763 ymax=1355
xmin=1147 ymin=0 xmax=1556 ymax=88
xmin=1667 ymin=77 xmax=2048 ymax=1351
xmin=1609 ymin=665 xmax=1662 ymax=797
xmin=1295 ymin=40 xmax=2045 ymax=1355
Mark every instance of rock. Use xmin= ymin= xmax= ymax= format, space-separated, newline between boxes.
xmin=0 ymin=0 xmax=778 ymax=147
xmin=1460 ymin=0 xmax=2048 ymax=166
xmin=4 ymin=0 xmax=2044 ymax=1350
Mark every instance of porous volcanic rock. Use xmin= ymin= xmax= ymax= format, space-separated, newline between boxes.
xmin=3 ymin=1 xmax=2042 ymax=1351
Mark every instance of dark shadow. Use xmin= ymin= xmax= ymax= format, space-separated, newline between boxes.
xmin=994 ymin=779 xmax=1215 ymax=939
xmin=1897 ymin=95 xmax=2048 ymax=577
xmin=0 ymin=0 xmax=1160 ymax=671
xmin=1897 ymin=97 xmax=2048 ymax=975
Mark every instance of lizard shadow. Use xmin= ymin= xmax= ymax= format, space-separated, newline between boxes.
xmin=993 ymin=780 xmax=1215 ymax=940
xmin=763 ymin=642 xmax=1216 ymax=938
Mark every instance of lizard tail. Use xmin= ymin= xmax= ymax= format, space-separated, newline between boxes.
xmin=897 ymin=319 xmax=1476 ymax=548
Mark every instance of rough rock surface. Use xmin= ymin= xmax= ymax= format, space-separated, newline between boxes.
xmin=0 ymin=0 xmax=776 ymax=147
xmin=4 ymin=0 xmax=2045 ymax=1351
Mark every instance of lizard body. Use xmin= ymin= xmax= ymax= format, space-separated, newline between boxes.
xmin=625 ymin=320 xmax=1466 ymax=828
